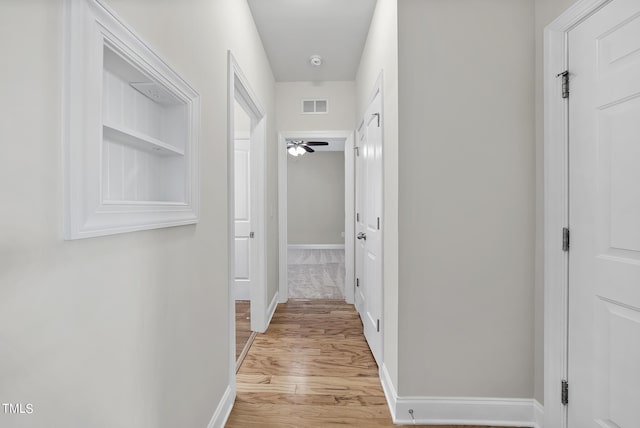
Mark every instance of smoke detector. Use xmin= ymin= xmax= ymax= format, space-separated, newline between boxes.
xmin=309 ymin=55 xmax=322 ymax=67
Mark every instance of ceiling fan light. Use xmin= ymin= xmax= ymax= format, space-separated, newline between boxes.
xmin=288 ymin=147 xmax=298 ymax=156
xmin=296 ymin=146 xmax=306 ymax=155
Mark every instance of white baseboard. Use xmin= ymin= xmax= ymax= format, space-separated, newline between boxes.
xmin=534 ymin=400 xmax=544 ymax=428
xmin=207 ymin=384 xmax=235 ymax=428
xmin=380 ymin=364 xmax=540 ymax=427
xmin=287 ymin=244 xmax=345 ymax=250
xmin=380 ymin=364 xmax=398 ymax=421
xmin=235 ymin=283 xmax=249 ymax=301
xmin=265 ymin=291 xmax=278 ymax=328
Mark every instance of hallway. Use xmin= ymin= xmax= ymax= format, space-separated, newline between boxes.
xmin=226 ymin=300 xmax=511 ymax=428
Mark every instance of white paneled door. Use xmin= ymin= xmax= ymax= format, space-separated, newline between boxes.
xmin=568 ymin=0 xmax=640 ymax=426
xmin=234 ymin=134 xmax=254 ymax=300
xmin=355 ymin=88 xmax=383 ymax=366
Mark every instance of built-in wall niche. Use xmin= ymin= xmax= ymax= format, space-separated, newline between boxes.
xmin=102 ymin=45 xmax=187 ymax=203
xmin=64 ymin=0 xmax=200 ymax=239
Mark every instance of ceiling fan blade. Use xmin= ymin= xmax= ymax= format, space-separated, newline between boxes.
xmin=304 ymin=141 xmax=329 ymax=146
xmin=302 ymin=146 xmax=314 ymax=153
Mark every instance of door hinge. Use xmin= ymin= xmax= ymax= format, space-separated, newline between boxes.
xmin=372 ymin=112 xmax=380 ymax=127
xmin=561 ymin=379 xmax=569 ymax=405
xmin=376 ymin=319 xmax=380 ymax=332
xmin=357 ymin=213 xmax=360 ymax=222
xmin=249 ymin=231 xmax=255 ymax=239
xmin=557 ymin=71 xmax=569 ymax=99
xmin=377 ymin=217 xmax=380 ymax=230
xmin=354 ymin=146 xmax=360 ymax=157
xmin=562 ymin=227 xmax=570 ymax=252
xmin=356 ymin=278 xmax=359 ymax=287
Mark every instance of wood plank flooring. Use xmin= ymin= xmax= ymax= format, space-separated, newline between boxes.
xmin=236 ymin=300 xmax=252 ymax=360
xmin=226 ymin=299 xmax=510 ymax=428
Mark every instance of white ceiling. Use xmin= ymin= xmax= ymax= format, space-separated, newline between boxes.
xmin=247 ymin=0 xmax=377 ymax=82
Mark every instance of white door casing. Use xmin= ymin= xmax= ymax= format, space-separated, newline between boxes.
xmin=355 ymin=128 xmax=366 ymax=315
xmin=234 ymin=131 xmax=254 ymax=301
xmin=227 ymin=51 xmax=268 ymax=392
xmin=356 ymin=85 xmax=383 ymax=366
xmin=545 ymin=1 xmax=608 ymax=425
xmin=568 ymin=0 xmax=640 ymax=426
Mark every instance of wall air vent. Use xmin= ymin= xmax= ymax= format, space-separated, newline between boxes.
xmin=301 ymin=99 xmax=328 ymax=114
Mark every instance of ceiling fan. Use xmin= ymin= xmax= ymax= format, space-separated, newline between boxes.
xmin=287 ymin=140 xmax=329 ymax=156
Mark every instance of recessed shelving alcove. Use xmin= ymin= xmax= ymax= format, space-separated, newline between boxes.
xmin=64 ymin=0 xmax=200 ymax=239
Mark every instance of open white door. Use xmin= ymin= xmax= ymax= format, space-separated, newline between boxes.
xmin=355 ymin=87 xmax=383 ymax=366
xmin=234 ymin=127 xmax=254 ymax=301
xmin=568 ymin=0 xmax=640 ymax=425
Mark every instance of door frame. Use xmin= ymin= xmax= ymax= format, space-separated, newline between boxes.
xmin=278 ymin=130 xmax=356 ymax=304
xmin=543 ymin=1 xmax=611 ymax=426
xmin=227 ymin=51 xmax=268 ymax=385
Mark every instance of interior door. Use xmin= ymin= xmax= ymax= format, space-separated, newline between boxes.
xmin=234 ymin=132 xmax=253 ymax=300
xmin=355 ymin=129 xmax=366 ymax=315
xmin=568 ymin=0 xmax=640 ymax=426
xmin=355 ymin=90 xmax=383 ymax=366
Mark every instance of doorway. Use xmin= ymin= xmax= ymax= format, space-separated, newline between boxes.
xmin=227 ymin=52 xmax=268 ymax=378
xmin=278 ymin=131 xmax=355 ymax=304
xmin=545 ymin=0 xmax=640 ymax=426
xmin=232 ymin=100 xmax=255 ymax=369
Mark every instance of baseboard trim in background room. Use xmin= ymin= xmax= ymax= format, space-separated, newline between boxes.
xmin=380 ymin=365 xmax=543 ymax=427
xmin=287 ymin=244 xmax=345 ymax=250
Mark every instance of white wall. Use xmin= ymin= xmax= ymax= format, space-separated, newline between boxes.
xmin=234 ymin=100 xmax=252 ymax=136
xmin=397 ymin=0 xmax=535 ymax=398
xmin=288 ymin=152 xmax=345 ymax=245
xmin=533 ymin=0 xmax=576 ymax=406
xmin=355 ymin=0 xmax=399 ymax=390
xmin=276 ymin=81 xmax=355 ymax=131
xmin=0 ymin=0 xmax=275 ymax=427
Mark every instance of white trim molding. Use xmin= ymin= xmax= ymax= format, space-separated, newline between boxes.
xmin=264 ymin=292 xmax=279 ymax=332
xmin=227 ymin=51 xmax=269 ymax=403
xmin=287 ymin=244 xmax=345 ymax=250
xmin=206 ymin=384 xmax=235 ymax=428
xmin=543 ymin=2 xmax=610 ymax=428
xmin=380 ymin=365 xmax=541 ymax=427
xmin=278 ymin=130 xmax=356 ymax=305
xmin=227 ymin=51 xmax=268 ymax=334
xmin=380 ymin=364 xmax=398 ymax=422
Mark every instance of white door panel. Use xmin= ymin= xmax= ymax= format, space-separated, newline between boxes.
xmin=355 ymin=90 xmax=383 ymax=366
xmin=235 ymin=237 xmax=250 ymax=280
xmin=568 ymin=0 xmax=640 ymax=425
xmin=234 ymin=137 xmax=253 ymax=301
xmin=235 ymin=143 xmax=251 ymax=235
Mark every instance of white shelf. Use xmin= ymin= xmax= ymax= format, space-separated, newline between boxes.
xmin=103 ymin=122 xmax=184 ymax=156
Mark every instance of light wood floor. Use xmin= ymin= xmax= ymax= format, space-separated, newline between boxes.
xmin=227 ymin=299 xmax=511 ymax=428
xmin=235 ymin=300 xmax=252 ymax=360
